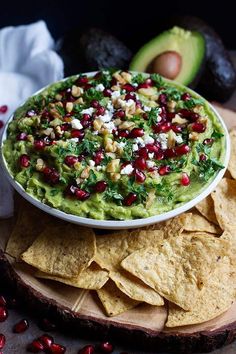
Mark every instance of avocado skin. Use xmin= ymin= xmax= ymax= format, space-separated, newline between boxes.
xmin=57 ymin=28 xmax=132 ymax=76
xmin=169 ymin=16 xmax=236 ymax=102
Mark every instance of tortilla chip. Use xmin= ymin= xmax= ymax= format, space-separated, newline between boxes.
xmin=6 ymin=203 xmax=51 ymax=259
xmin=121 ymin=233 xmax=229 ymax=311
xmin=228 ymin=129 xmax=236 ymax=179
xmin=95 ymin=230 xmax=164 ymax=305
xmin=195 ymin=195 xmax=218 ymax=225
xmin=97 ymin=280 xmax=139 ymax=316
xmin=22 ymin=223 xmax=96 ymax=278
xmin=211 ymin=178 xmax=236 ymax=231
xmin=35 ymin=262 xmax=108 ymax=290
xmin=166 ymin=256 xmax=235 ymax=327
xmin=109 ymin=270 xmax=164 ymax=305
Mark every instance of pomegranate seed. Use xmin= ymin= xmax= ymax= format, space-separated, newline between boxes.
xmin=153 ymin=122 xmax=171 ymax=133
xmin=16 ymin=132 xmax=28 ymax=140
xmin=103 ymin=89 xmax=112 ymax=97
xmin=142 ymin=113 xmax=148 ymax=120
xmin=190 ymin=112 xmax=199 ymax=121
xmin=175 ymin=144 xmax=190 ymax=156
xmin=0 ymin=296 xmax=6 ymax=307
xmin=179 ymin=109 xmax=192 ymax=118
xmin=96 ymin=106 xmax=105 ymax=116
xmin=123 ymin=84 xmax=135 ymax=92
xmin=64 ymin=155 xmax=78 ymax=166
xmin=13 ymin=319 xmax=29 ymax=333
xmin=160 ymin=106 xmax=167 ymax=119
xmin=166 ymin=112 xmax=175 ymax=120
xmin=71 ymin=129 xmax=85 ymax=139
xmin=135 ymin=100 xmax=142 ymax=109
xmin=0 ymin=105 xmax=8 ymax=113
xmin=76 ymin=76 xmax=88 ymax=85
xmin=99 ymin=341 xmax=114 ymax=353
xmin=0 ymin=120 xmax=3 ymax=129
xmin=75 ymin=189 xmax=90 ymax=201
xmin=171 ymin=125 xmax=182 ymax=133
xmin=129 ymin=128 xmax=144 ymax=138
xmin=78 ymin=344 xmax=95 ymax=354
xmin=0 ymin=334 xmax=5 ymax=350
xmin=61 ymin=123 xmax=70 ymax=131
xmin=94 ymin=150 xmax=104 ymax=165
xmin=38 ymin=334 xmax=54 ymax=350
xmin=26 ymin=109 xmax=36 ymax=117
xmin=19 ymin=154 xmax=30 ymax=168
xmin=84 ymin=83 xmax=93 ymax=91
xmin=158 ymin=93 xmax=167 ymax=105
xmin=181 ymin=173 xmax=190 ymax=186
xmin=125 ymin=92 xmax=136 ymax=101
xmin=156 ymin=150 xmax=164 ymax=160
xmin=82 ymin=114 xmax=91 ymax=121
xmin=158 ymin=165 xmax=171 ymax=175
xmin=114 ymin=110 xmax=125 ymax=119
xmin=192 ymin=122 xmax=206 ymax=133
xmin=138 ymin=83 xmax=149 ymax=89
xmin=43 ymin=168 xmax=60 ymax=185
xmin=138 ymin=147 xmax=148 ymax=159
xmin=200 ymin=153 xmax=207 ymax=161
xmin=134 ymin=157 xmax=147 ymax=170
xmin=203 ymin=138 xmax=214 ymax=145
xmin=164 ymin=148 xmax=176 ymax=159
xmin=145 ymin=78 xmax=153 ymax=86
xmin=34 ymin=140 xmax=45 ymax=150
xmin=38 ymin=318 xmax=56 ymax=332
xmin=94 ymin=181 xmax=107 ymax=193
xmin=135 ymin=169 xmax=146 ymax=183
xmin=146 ymin=144 xmax=160 ymax=154
xmin=181 ymin=92 xmax=191 ymax=101
xmin=123 ymin=193 xmax=137 ymax=206
xmin=27 ymin=340 xmax=44 ymax=352
xmin=91 ymin=100 xmax=100 ymax=108
xmin=80 ymin=119 xmax=91 ymax=129
xmin=117 ymin=129 xmax=129 ymax=138
xmin=50 ymin=343 xmax=66 ymax=353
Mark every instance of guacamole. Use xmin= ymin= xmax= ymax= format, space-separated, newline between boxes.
xmin=3 ymin=70 xmax=226 ymax=220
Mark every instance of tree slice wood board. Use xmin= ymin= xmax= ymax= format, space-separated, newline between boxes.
xmin=0 ymin=104 xmax=236 ymax=353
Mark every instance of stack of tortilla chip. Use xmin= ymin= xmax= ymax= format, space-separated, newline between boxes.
xmin=5 ymin=129 xmax=236 ymax=327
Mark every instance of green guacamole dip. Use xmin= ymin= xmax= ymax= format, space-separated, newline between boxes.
xmin=3 ymin=70 xmax=226 ymax=220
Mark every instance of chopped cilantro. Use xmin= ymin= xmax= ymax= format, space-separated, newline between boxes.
xmin=73 ymin=104 xmax=84 ymax=113
xmin=132 ymin=73 xmax=146 ymax=85
xmin=127 ymin=177 xmax=148 ymax=203
xmin=101 ymin=155 xmax=112 ymax=166
xmin=212 ymin=130 xmax=224 ymax=139
xmin=95 ymin=70 xmax=114 ymax=88
xmin=146 ymin=108 xmax=161 ymax=126
xmin=55 ymin=105 xmax=65 ymax=116
xmin=104 ymin=182 xmax=123 ymax=204
xmin=182 ymin=98 xmax=204 ymax=109
xmin=81 ymin=170 xmax=97 ymax=192
xmin=122 ymin=140 xmax=134 ymax=161
xmin=155 ymin=180 xmax=174 ymax=201
xmin=79 ymin=139 xmax=99 ymax=155
xmin=162 ymin=87 xmax=181 ymax=101
xmin=83 ymin=88 xmax=103 ymax=103
xmin=196 ymin=142 xmax=211 ymax=156
xmin=50 ymin=189 xmax=60 ymax=196
xmin=150 ymin=74 xmax=165 ymax=88
xmin=192 ymin=157 xmax=224 ymax=182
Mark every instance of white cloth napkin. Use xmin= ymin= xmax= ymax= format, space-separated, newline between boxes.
xmin=0 ymin=21 xmax=64 ymax=218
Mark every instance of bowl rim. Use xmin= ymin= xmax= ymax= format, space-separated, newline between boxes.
xmin=0 ymin=71 xmax=231 ymax=229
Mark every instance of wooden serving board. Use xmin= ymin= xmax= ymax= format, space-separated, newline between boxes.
xmin=1 ymin=104 xmax=236 ymax=354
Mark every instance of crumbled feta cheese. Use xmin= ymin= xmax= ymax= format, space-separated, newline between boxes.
xmin=148 ymin=152 xmax=154 ymax=159
xmin=117 ymin=141 xmax=127 ymax=149
xmin=89 ymin=160 xmax=95 ymax=167
xmin=69 ymin=138 xmax=79 ymax=142
xmin=175 ymin=135 xmax=183 ymax=144
xmin=146 ymin=160 xmax=155 ymax=168
xmin=143 ymin=135 xmax=155 ymax=144
xmin=103 ymin=121 xmax=116 ymax=132
xmin=135 ymin=137 xmax=145 ymax=147
xmin=120 ymin=164 xmax=134 ymax=175
xmin=71 ymin=119 xmax=83 ymax=130
xmin=117 ymin=98 xmax=135 ymax=109
xmin=107 ymin=101 xmax=114 ymax=112
xmin=96 ymin=166 xmax=102 ymax=171
xmin=126 ymin=99 xmax=135 ymax=107
xmin=111 ymin=90 xmax=121 ymax=100
xmin=93 ymin=130 xmax=99 ymax=135
xmin=156 ymin=133 xmax=168 ymax=150
xmin=95 ymin=83 xmax=105 ymax=92
xmin=81 ymin=107 xmax=94 ymax=115
xmin=144 ymin=106 xmax=152 ymax=112
xmin=133 ymin=83 xmax=138 ymax=88
xmin=132 ymin=143 xmax=139 ymax=152
xmin=98 ymin=110 xmax=113 ymax=123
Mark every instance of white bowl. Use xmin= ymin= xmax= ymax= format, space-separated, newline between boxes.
xmin=0 ymin=73 xmax=230 ymax=229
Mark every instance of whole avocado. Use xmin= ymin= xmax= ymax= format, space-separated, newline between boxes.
xmin=57 ymin=28 xmax=132 ymax=76
xmin=170 ymin=16 xmax=236 ymax=102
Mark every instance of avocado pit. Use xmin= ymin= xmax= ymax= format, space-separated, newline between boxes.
xmin=150 ymin=51 xmax=182 ymax=80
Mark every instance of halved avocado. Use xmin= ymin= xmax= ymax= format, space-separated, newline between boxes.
xmin=130 ymin=26 xmax=206 ymax=87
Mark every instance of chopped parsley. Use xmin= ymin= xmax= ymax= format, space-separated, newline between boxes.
xmin=146 ymin=108 xmax=161 ymax=126
xmin=182 ymin=98 xmax=204 ymax=109
xmin=132 ymin=73 xmax=146 ymax=85
xmin=150 ymin=73 xmax=165 ymax=88
xmin=212 ymin=130 xmax=224 ymax=139
xmin=83 ymin=88 xmax=103 ymax=103
xmin=192 ymin=157 xmax=224 ymax=182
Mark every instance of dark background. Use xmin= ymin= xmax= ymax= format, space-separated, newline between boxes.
xmin=0 ymin=0 xmax=235 ymax=51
